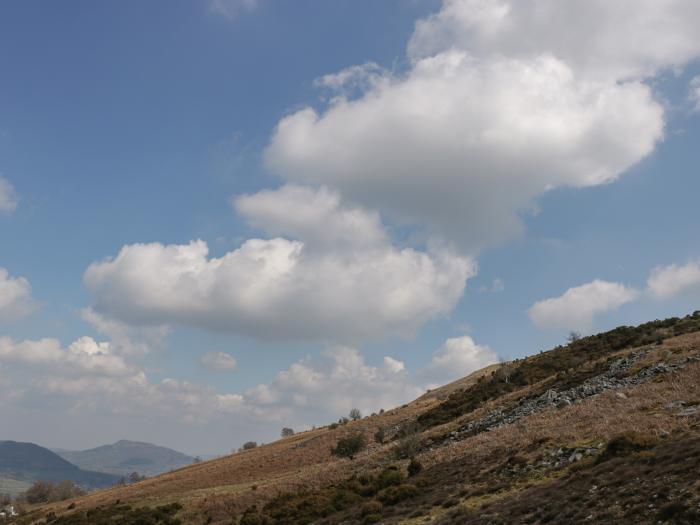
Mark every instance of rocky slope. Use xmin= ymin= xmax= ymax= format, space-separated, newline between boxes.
xmin=14 ymin=311 xmax=700 ymax=525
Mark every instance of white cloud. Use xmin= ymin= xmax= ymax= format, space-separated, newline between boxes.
xmin=215 ymin=335 xmax=499 ymax=424
xmin=528 ymin=279 xmax=639 ymax=332
xmin=314 ymin=62 xmax=386 ymax=95
xmin=0 ymin=176 xmax=18 ymax=213
xmin=266 ymin=53 xmax=664 ymax=252
xmin=85 ymin=186 xmax=475 ymax=342
xmin=234 ymin=184 xmax=387 ymax=251
xmin=409 ymin=0 xmax=700 ymax=80
xmin=264 ymin=1 xmax=700 ymax=253
xmin=647 ymin=261 xmax=700 ymax=300
xmin=81 ymin=307 xmax=168 ymax=356
xmin=420 ymin=335 xmax=500 ymax=388
xmin=689 ymin=76 xmax=700 ymax=112
xmin=201 ymin=351 xmax=238 ymax=371
xmin=0 ymin=336 xmax=131 ymax=377
xmin=216 ymin=346 xmax=422 ymax=423
xmin=0 ymin=329 xmax=500 ymax=435
xmin=0 ymin=267 xmax=36 ymax=322
xmin=209 ymin=0 xmax=258 ymax=19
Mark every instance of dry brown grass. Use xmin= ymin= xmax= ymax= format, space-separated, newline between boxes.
xmin=31 ymin=331 xmax=700 ymax=525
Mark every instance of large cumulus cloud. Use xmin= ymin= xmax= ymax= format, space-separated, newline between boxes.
xmin=265 ymin=0 xmax=700 ymax=252
xmin=85 ymin=186 xmax=475 ymax=342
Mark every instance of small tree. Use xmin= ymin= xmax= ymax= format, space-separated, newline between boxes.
xmin=567 ymin=331 xmax=582 ymax=344
xmin=128 ymin=472 xmax=146 ymax=484
xmin=331 ymin=432 xmax=367 ymax=459
xmin=349 ymin=408 xmax=362 ymax=421
xmin=24 ymin=481 xmax=52 ymax=504
xmin=496 ymin=362 xmax=514 ymax=384
xmin=281 ymin=427 xmax=295 ymax=438
xmin=393 ymin=423 xmax=421 ymax=459
xmin=241 ymin=441 xmax=258 ymax=451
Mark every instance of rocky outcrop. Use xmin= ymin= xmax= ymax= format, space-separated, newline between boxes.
xmin=441 ymin=352 xmax=699 ymax=444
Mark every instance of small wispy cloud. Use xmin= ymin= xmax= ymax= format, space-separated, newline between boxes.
xmin=201 ymin=351 xmax=238 ymax=371
xmin=209 ymin=0 xmax=259 ymax=19
xmin=689 ymin=75 xmax=700 ymax=113
xmin=0 ymin=176 xmax=18 ymax=213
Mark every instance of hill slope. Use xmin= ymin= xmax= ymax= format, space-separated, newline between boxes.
xmin=0 ymin=441 xmax=119 ymax=491
xmin=55 ymin=440 xmax=195 ymax=477
xmin=18 ymin=311 xmax=700 ymax=525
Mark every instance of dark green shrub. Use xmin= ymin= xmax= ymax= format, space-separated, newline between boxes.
xmin=331 ymin=432 xmax=367 ymax=459
xmin=598 ymin=432 xmax=657 ymax=463
xmin=360 ymin=501 xmax=383 ymax=517
xmin=373 ymin=468 xmax=404 ymax=491
xmin=407 ymin=458 xmax=423 ymax=477
xmin=239 ymin=505 xmax=270 ymax=525
xmin=377 ymin=484 xmax=419 ymax=505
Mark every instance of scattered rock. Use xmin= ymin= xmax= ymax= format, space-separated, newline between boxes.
xmin=444 ymin=351 xmax=697 ymax=444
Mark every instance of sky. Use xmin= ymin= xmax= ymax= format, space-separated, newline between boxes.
xmin=1 ymin=0 xmax=699 ymax=456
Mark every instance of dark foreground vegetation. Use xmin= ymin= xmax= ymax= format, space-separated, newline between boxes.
xmin=13 ymin=502 xmax=182 ymax=525
xmin=436 ymin=433 xmax=700 ymax=525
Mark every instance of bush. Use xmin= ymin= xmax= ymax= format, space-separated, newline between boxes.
xmin=360 ymin=501 xmax=383 ymax=517
xmin=331 ymin=432 xmax=367 ymax=459
xmin=374 ymin=428 xmax=386 ymax=444
xmin=24 ymin=480 xmax=86 ymax=504
xmin=241 ymin=441 xmax=258 ymax=450
xmin=373 ymin=468 xmax=404 ymax=491
xmin=393 ymin=432 xmax=421 ymax=460
xmin=281 ymin=427 xmax=295 ymax=438
xmin=377 ymin=484 xmax=419 ymax=505
xmin=240 ymin=505 xmax=270 ymax=525
xmin=407 ymin=458 xmax=423 ymax=477
xmin=598 ymin=432 xmax=657 ymax=463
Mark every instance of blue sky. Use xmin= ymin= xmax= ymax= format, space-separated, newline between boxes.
xmin=1 ymin=0 xmax=699 ymax=455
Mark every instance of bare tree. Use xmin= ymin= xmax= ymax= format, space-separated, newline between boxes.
xmin=349 ymin=408 xmax=362 ymax=421
xmin=497 ymin=362 xmax=514 ymax=384
xmin=567 ymin=331 xmax=582 ymax=344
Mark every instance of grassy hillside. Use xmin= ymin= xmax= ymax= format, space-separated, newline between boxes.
xmin=15 ymin=311 xmax=700 ymax=525
xmin=56 ymin=440 xmax=195 ymax=477
xmin=0 ymin=441 xmax=120 ymax=491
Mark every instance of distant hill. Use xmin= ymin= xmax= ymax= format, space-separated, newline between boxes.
xmin=0 ymin=441 xmax=119 ymax=494
xmin=55 ymin=440 xmax=195 ymax=477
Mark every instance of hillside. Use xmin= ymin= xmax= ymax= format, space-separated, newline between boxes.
xmin=14 ymin=311 xmax=700 ymax=525
xmin=55 ymin=440 xmax=195 ymax=478
xmin=0 ymin=441 xmax=119 ymax=493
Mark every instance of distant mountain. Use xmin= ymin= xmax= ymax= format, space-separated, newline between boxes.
xmin=55 ymin=440 xmax=195 ymax=477
xmin=0 ymin=441 xmax=119 ymax=494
